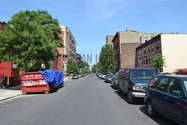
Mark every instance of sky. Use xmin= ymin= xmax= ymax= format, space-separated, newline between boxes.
xmin=0 ymin=0 xmax=187 ymax=64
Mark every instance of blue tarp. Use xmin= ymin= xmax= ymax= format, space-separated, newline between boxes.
xmin=39 ymin=70 xmax=64 ymax=89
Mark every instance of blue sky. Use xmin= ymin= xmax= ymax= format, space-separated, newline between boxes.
xmin=0 ymin=0 xmax=186 ymax=64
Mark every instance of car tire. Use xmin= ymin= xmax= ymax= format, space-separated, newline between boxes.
xmin=118 ymin=89 xmax=122 ymax=94
xmin=146 ymin=101 xmax=157 ymax=117
xmin=127 ymin=90 xmax=135 ymax=104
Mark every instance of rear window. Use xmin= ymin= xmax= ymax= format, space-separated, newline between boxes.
xmin=130 ymin=69 xmax=155 ymax=80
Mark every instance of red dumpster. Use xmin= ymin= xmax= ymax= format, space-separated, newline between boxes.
xmin=21 ymin=72 xmax=50 ymax=94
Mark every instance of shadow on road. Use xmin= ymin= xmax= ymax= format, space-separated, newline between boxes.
xmin=139 ymin=106 xmax=179 ymax=125
xmin=113 ymin=90 xmax=144 ymax=105
xmin=24 ymin=85 xmax=64 ymax=95
xmin=113 ymin=89 xmax=179 ymax=125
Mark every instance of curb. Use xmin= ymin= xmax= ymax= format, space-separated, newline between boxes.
xmin=0 ymin=94 xmax=23 ymax=102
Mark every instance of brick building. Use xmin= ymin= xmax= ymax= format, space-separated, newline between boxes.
xmin=136 ymin=34 xmax=187 ymax=73
xmin=0 ymin=22 xmax=7 ymax=31
xmin=106 ymin=35 xmax=114 ymax=45
xmin=59 ymin=25 xmax=76 ymax=74
xmin=112 ymin=29 xmax=159 ymax=69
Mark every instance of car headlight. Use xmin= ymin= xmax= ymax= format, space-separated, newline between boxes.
xmin=133 ymin=86 xmax=143 ymax=91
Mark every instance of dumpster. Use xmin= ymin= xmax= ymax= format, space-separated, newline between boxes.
xmin=21 ymin=70 xmax=64 ymax=94
xmin=0 ymin=62 xmax=20 ymax=88
xmin=21 ymin=72 xmax=50 ymax=94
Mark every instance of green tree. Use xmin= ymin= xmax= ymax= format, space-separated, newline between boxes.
xmin=81 ymin=67 xmax=90 ymax=74
xmin=67 ymin=59 xmax=79 ymax=74
xmin=99 ymin=44 xmax=116 ymax=73
xmin=153 ymin=56 xmax=166 ymax=72
xmin=91 ymin=63 xmax=101 ymax=73
xmin=0 ymin=10 xmax=62 ymax=71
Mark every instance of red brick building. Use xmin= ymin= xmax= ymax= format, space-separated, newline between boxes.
xmin=0 ymin=22 xmax=7 ymax=31
xmin=112 ymin=29 xmax=159 ymax=69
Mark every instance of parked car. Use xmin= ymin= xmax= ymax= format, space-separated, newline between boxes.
xmin=72 ymin=74 xmax=79 ymax=79
xmin=100 ymin=73 xmax=107 ymax=79
xmin=104 ymin=74 xmax=114 ymax=83
xmin=78 ymin=74 xmax=82 ymax=78
xmin=118 ymin=68 xmax=156 ymax=104
xmin=111 ymin=75 xmax=119 ymax=90
xmin=144 ymin=75 xmax=187 ymax=125
xmin=158 ymin=72 xmax=172 ymax=75
xmin=175 ymin=68 xmax=187 ymax=75
xmin=96 ymin=72 xmax=103 ymax=78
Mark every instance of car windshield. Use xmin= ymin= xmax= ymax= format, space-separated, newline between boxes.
xmin=107 ymin=74 xmax=113 ymax=77
xmin=130 ymin=69 xmax=155 ymax=79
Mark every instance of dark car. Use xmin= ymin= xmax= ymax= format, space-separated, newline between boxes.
xmin=111 ymin=74 xmax=119 ymax=90
xmin=104 ymin=74 xmax=114 ymax=83
xmin=144 ymin=75 xmax=187 ymax=125
xmin=118 ymin=68 xmax=156 ymax=104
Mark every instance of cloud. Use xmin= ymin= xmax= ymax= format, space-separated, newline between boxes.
xmin=152 ymin=0 xmax=169 ymax=3
xmin=81 ymin=0 xmax=128 ymax=20
xmin=101 ymin=9 xmax=117 ymax=20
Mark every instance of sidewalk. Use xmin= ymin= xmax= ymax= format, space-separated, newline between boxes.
xmin=0 ymin=87 xmax=22 ymax=101
xmin=0 ymin=76 xmax=70 ymax=102
xmin=64 ymin=76 xmax=72 ymax=81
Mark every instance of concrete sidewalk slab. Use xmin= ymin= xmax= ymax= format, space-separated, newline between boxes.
xmin=64 ymin=76 xmax=72 ymax=81
xmin=0 ymin=89 xmax=22 ymax=101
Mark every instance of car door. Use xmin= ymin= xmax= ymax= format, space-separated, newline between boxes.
xmin=123 ymin=69 xmax=130 ymax=93
xmin=163 ymin=78 xmax=186 ymax=124
xmin=118 ymin=71 xmax=125 ymax=92
xmin=151 ymin=76 xmax=170 ymax=113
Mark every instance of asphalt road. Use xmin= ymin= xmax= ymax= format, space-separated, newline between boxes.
xmin=0 ymin=74 xmax=178 ymax=125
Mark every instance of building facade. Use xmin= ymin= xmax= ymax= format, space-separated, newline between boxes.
xmin=0 ymin=22 xmax=7 ymax=31
xmin=112 ymin=29 xmax=159 ymax=69
xmin=135 ymin=34 xmax=187 ymax=73
xmin=76 ymin=53 xmax=82 ymax=63
xmin=106 ymin=35 xmax=114 ymax=45
xmin=60 ymin=25 xmax=76 ymax=73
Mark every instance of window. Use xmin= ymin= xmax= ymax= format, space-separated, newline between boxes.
xmin=156 ymin=77 xmax=169 ymax=91
xmin=146 ymin=59 xmax=148 ymax=64
xmin=149 ymin=77 xmax=159 ymax=88
xmin=151 ymin=48 xmax=154 ymax=52
xmin=168 ymin=78 xmax=182 ymax=97
xmin=130 ymin=69 xmax=155 ymax=80
xmin=148 ymin=58 xmax=151 ymax=63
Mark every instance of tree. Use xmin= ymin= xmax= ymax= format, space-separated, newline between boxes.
xmin=67 ymin=59 xmax=79 ymax=74
xmin=99 ymin=44 xmax=116 ymax=73
xmin=77 ymin=61 xmax=90 ymax=74
xmin=153 ymin=56 xmax=166 ymax=72
xmin=91 ymin=63 xmax=101 ymax=73
xmin=0 ymin=10 xmax=62 ymax=71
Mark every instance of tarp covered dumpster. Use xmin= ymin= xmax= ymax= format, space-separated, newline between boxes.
xmin=21 ymin=70 xmax=64 ymax=94
xmin=39 ymin=70 xmax=64 ymax=89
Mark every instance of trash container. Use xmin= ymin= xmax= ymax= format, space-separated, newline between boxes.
xmin=21 ymin=72 xmax=50 ymax=94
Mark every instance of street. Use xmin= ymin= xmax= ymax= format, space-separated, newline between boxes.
xmin=0 ymin=74 xmax=177 ymax=125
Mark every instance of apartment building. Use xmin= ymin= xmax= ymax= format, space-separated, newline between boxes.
xmin=106 ymin=35 xmax=114 ymax=45
xmin=76 ymin=53 xmax=82 ymax=63
xmin=0 ymin=22 xmax=7 ymax=31
xmin=60 ymin=25 xmax=76 ymax=73
xmin=135 ymin=34 xmax=187 ymax=73
xmin=112 ymin=29 xmax=159 ymax=69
